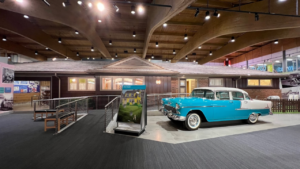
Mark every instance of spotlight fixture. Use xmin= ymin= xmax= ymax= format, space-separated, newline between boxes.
xmin=231 ymin=36 xmax=235 ymax=42
xmin=77 ymin=1 xmax=82 ymax=5
xmin=193 ymin=60 xmax=195 ymax=62
xmin=93 ymin=58 xmax=95 ymax=60
xmin=2 ymin=36 xmax=7 ymax=41
xmin=62 ymin=0 xmax=70 ymax=7
xmin=88 ymin=2 xmax=92 ymax=8
xmin=35 ymin=51 xmax=38 ymax=55
xmin=58 ymin=37 xmax=62 ymax=43
xmin=156 ymin=42 xmax=158 ymax=47
xmin=97 ymin=2 xmax=105 ymax=11
xmin=52 ymin=57 xmax=57 ymax=61
xmin=23 ymin=15 xmax=29 ymax=19
xmin=77 ymin=52 xmax=79 ymax=56
xmin=184 ymin=34 xmax=188 ymax=40
xmin=42 ymin=0 xmax=51 ymax=6
xmin=198 ymin=46 xmax=202 ymax=49
xmin=173 ymin=49 xmax=176 ymax=55
xmin=91 ymin=47 xmax=94 ymax=52
xmin=131 ymin=5 xmax=136 ymax=14
xmin=75 ymin=30 xmax=79 ymax=34
xmin=134 ymin=48 xmax=136 ymax=53
xmin=138 ymin=5 xmax=144 ymax=13
xmin=112 ymin=58 xmax=115 ymax=60
xmin=46 ymin=47 xmax=49 ymax=50
xmin=274 ymin=40 xmax=279 ymax=44
xmin=109 ymin=40 xmax=112 ymax=45
xmin=209 ymin=51 xmax=212 ymax=56
xmin=133 ymin=31 xmax=136 ymax=37
xmin=15 ymin=0 xmax=23 ymax=3
xmin=87 ymin=57 xmax=90 ymax=60
xmin=255 ymin=13 xmax=259 ymax=21
xmin=65 ymin=57 xmax=68 ymax=60
xmin=185 ymin=56 xmax=188 ymax=60
xmin=115 ymin=53 xmax=118 ymax=57
xmin=195 ymin=8 xmax=199 ymax=17
xmin=205 ymin=11 xmax=210 ymax=20
xmin=113 ymin=4 xmax=119 ymax=12
xmin=98 ymin=19 xmax=102 ymax=23
xmin=213 ymin=10 xmax=220 ymax=18
xmin=163 ymin=23 xmax=167 ymax=27
xmin=151 ymin=54 xmax=154 ymax=59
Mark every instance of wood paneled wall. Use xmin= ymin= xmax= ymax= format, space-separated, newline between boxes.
xmin=145 ymin=76 xmax=171 ymax=94
xmin=14 ymin=93 xmax=39 ymax=103
xmin=51 ymin=76 xmax=59 ymax=98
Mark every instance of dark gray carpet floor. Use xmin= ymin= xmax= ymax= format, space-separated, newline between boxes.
xmin=1 ymin=110 xmax=300 ymax=169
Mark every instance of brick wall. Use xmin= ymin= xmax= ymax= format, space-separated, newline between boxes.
xmin=243 ymin=89 xmax=281 ymax=99
xmin=198 ymin=78 xmax=209 ymax=87
xmin=171 ymin=78 xmax=178 ymax=93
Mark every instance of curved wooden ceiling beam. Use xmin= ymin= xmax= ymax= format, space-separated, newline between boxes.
xmin=142 ymin=0 xmax=195 ymax=58
xmin=0 ymin=1 xmax=111 ymax=58
xmin=0 ymin=9 xmax=79 ymax=60
xmin=0 ymin=40 xmax=47 ymax=61
xmin=172 ymin=0 xmax=300 ymax=62
xmin=198 ymin=28 xmax=300 ymax=64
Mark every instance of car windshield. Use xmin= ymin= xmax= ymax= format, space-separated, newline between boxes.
xmin=191 ymin=89 xmax=215 ymax=99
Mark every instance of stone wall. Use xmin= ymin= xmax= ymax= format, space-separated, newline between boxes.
xmin=171 ymin=78 xmax=179 ymax=93
xmin=243 ymin=89 xmax=282 ymax=100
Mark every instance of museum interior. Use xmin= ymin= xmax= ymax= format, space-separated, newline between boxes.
xmin=1 ymin=0 xmax=300 ymax=168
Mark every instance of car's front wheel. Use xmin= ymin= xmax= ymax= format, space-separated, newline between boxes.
xmin=246 ymin=113 xmax=259 ymax=124
xmin=184 ymin=113 xmax=201 ymax=130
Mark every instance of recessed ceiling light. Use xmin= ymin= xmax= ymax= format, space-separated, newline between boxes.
xmin=88 ymin=2 xmax=92 ymax=8
xmin=2 ymin=36 xmax=7 ymax=41
xmin=75 ymin=30 xmax=79 ymax=34
xmin=97 ymin=2 xmax=105 ymax=11
xmin=198 ymin=46 xmax=201 ymax=49
xmin=77 ymin=1 xmax=82 ymax=5
xmin=23 ymin=15 xmax=29 ymax=19
xmin=98 ymin=19 xmax=102 ymax=23
xmin=131 ymin=5 xmax=136 ymax=14
xmin=163 ymin=23 xmax=167 ymax=27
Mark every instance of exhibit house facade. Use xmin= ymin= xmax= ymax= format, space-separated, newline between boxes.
xmin=13 ymin=56 xmax=287 ymax=102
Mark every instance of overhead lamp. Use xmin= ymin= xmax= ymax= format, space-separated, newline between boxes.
xmin=213 ymin=10 xmax=220 ymax=18
xmin=231 ymin=36 xmax=235 ymax=42
xmin=195 ymin=8 xmax=199 ymax=17
xmin=193 ymin=60 xmax=195 ymax=62
xmin=138 ymin=5 xmax=144 ymax=13
xmin=156 ymin=42 xmax=158 ymax=47
xmin=87 ymin=57 xmax=90 ymax=60
xmin=287 ymin=58 xmax=293 ymax=61
xmin=42 ymin=0 xmax=51 ymax=6
xmin=97 ymin=2 xmax=105 ymax=11
xmin=198 ymin=46 xmax=202 ymax=49
xmin=173 ymin=49 xmax=176 ymax=55
xmin=77 ymin=52 xmax=79 ymax=56
xmin=46 ymin=47 xmax=49 ymax=50
xmin=163 ymin=23 xmax=167 ymax=27
xmin=112 ymin=58 xmax=115 ymax=60
xmin=184 ymin=34 xmax=188 ymax=40
xmin=115 ymin=53 xmax=118 ymax=57
xmin=35 ymin=51 xmax=38 ymax=55
xmin=52 ymin=57 xmax=57 ymax=61
xmin=205 ymin=11 xmax=210 ymax=20
xmin=93 ymin=58 xmax=95 ymax=60
xmin=62 ymin=0 xmax=70 ymax=7
xmin=2 ymin=36 xmax=7 ymax=41
xmin=113 ymin=4 xmax=119 ymax=12
xmin=274 ymin=40 xmax=279 ymax=44
xmin=275 ymin=60 xmax=280 ymax=63
xmin=88 ymin=2 xmax=92 ymax=8
xmin=98 ymin=19 xmax=102 ymax=23
xmin=255 ymin=13 xmax=259 ymax=21
xmin=91 ymin=47 xmax=94 ymax=52
xmin=75 ymin=30 xmax=79 ymax=34
xmin=109 ymin=40 xmax=112 ymax=45
xmin=131 ymin=5 xmax=136 ymax=14
xmin=65 ymin=57 xmax=68 ymax=60
xmin=133 ymin=31 xmax=136 ymax=37
xmin=151 ymin=54 xmax=154 ymax=59
xmin=77 ymin=1 xmax=82 ymax=5
xmin=23 ymin=15 xmax=29 ymax=19
xmin=209 ymin=51 xmax=212 ymax=56
xmin=185 ymin=56 xmax=188 ymax=60
xmin=134 ymin=48 xmax=136 ymax=53
xmin=58 ymin=37 xmax=62 ymax=43
xmin=15 ymin=0 xmax=23 ymax=3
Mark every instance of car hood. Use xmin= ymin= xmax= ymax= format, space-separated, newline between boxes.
xmin=162 ymin=97 xmax=208 ymax=107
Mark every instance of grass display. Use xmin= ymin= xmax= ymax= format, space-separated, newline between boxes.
xmin=117 ymin=104 xmax=142 ymax=123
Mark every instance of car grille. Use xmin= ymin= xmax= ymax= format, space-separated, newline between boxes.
xmin=164 ymin=105 xmax=176 ymax=114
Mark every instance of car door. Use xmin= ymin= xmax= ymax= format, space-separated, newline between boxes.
xmin=231 ymin=91 xmax=248 ymax=119
xmin=213 ymin=91 xmax=235 ymax=120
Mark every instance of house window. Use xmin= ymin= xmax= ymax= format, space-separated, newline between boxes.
xmin=209 ymin=78 xmax=224 ymax=86
xmin=247 ymin=79 xmax=272 ymax=87
xmin=68 ymin=77 xmax=95 ymax=91
xmin=101 ymin=76 xmax=144 ymax=90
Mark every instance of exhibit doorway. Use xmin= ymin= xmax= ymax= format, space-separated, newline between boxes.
xmin=186 ymin=79 xmax=197 ymax=94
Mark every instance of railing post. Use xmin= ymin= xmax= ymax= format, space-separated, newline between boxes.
xmin=55 ymin=109 xmax=59 ymax=133
xmin=86 ymin=98 xmax=89 ymax=114
xmin=157 ymin=95 xmax=159 ymax=110
xmin=68 ymin=99 xmax=70 ymax=112
xmin=111 ymin=101 xmax=114 ymax=121
xmin=34 ymin=102 xmax=36 ymax=112
xmin=75 ymin=102 xmax=78 ymax=121
xmin=104 ymin=107 xmax=107 ymax=132
xmin=96 ymin=96 xmax=98 ymax=110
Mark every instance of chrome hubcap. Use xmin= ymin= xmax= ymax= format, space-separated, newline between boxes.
xmin=188 ymin=114 xmax=200 ymax=128
xmin=249 ymin=113 xmax=258 ymax=122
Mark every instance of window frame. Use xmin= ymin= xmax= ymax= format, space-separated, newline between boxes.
xmin=100 ymin=76 xmax=145 ymax=91
xmin=209 ymin=78 xmax=224 ymax=87
xmin=247 ymin=79 xmax=272 ymax=87
xmin=231 ymin=91 xmax=245 ymax=100
xmin=68 ymin=77 xmax=96 ymax=91
xmin=215 ymin=91 xmax=230 ymax=100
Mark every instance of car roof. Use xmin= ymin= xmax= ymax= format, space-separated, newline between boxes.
xmin=193 ymin=87 xmax=248 ymax=94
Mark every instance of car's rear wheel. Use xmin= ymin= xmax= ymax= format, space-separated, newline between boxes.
xmin=246 ymin=113 xmax=259 ymax=124
xmin=184 ymin=113 xmax=201 ymax=130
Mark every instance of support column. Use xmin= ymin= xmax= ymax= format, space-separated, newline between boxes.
xmin=246 ymin=60 xmax=249 ymax=69
xmin=283 ymin=50 xmax=287 ymax=72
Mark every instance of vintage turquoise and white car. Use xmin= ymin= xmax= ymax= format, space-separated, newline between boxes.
xmin=161 ymin=87 xmax=273 ymax=130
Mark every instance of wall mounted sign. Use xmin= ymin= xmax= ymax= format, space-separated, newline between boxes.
xmin=0 ymin=62 xmax=14 ymax=112
xmin=5 ymin=87 xmax=11 ymax=93
xmin=0 ymin=87 xmax=4 ymax=94
xmin=14 ymin=81 xmax=40 ymax=93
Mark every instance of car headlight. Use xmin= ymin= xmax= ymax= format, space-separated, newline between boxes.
xmin=176 ymin=103 xmax=180 ymax=110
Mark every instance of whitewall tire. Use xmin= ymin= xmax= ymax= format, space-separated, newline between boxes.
xmin=184 ymin=113 xmax=201 ymax=130
xmin=247 ymin=113 xmax=259 ymax=124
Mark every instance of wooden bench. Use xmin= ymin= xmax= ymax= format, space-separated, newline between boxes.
xmin=44 ymin=110 xmax=75 ymax=132
xmin=34 ymin=109 xmax=58 ymax=121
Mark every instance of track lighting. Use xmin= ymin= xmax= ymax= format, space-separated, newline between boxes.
xmin=205 ymin=11 xmax=210 ymax=20
xmin=52 ymin=57 xmax=56 ymax=61
xmin=115 ymin=53 xmax=118 ymax=57
xmin=156 ymin=42 xmax=158 ymax=47
xmin=209 ymin=51 xmax=212 ymax=56
xmin=58 ymin=38 xmax=62 ymax=43
xmin=173 ymin=49 xmax=176 ymax=55
xmin=184 ymin=34 xmax=188 ymax=40
xmin=131 ymin=5 xmax=136 ymax=14
xmin=75 ymin=30 xmax=79 ymax=34
xmin=87 ymin=57 xmax=90 ymax=60
xmin=2 ymin=36 xmax=7 ymax=41
xmin=185 ymin=56 xmax=188 ymax=60
xmin=133 ymin=31 xmax=136 ymax=37
xmin=88 ymin=2 xmax=92 ymax=8
xmin=255 ymin=13 xmax=259 ymax=21
xmin=213 ymin=10 xmax=220 ymax=18
xmin=195 ymin=8 xmax=199 ymax=17
xmin=35 ymin=51 xmax=38 ymax=55
xmin=77 ymin=52 xmax=79 ymax=56
xmin=23 ymin=15 xmax=29 ymax=19
xmin=113 ymin=4 xmax=119 ymax=12
xmin=109 ymin=40 xmax=112 ymax=45
xmin=62 ymin=0 xmax=70 ymax=7
xmin=198 ymin=46 xmax=202 ymax=49
xmin=152 ymin=54 xmax=154 ymax=59
xmin=231 ymin=36 xmax=235 ymax=42
xmin=42 ymin=0 xmax=51 ymax=6
xmin=46 ymin=47 xmax=49 ymax=50
xmin=91 ymin=47 xmax=94 ymax=52
xmin=97 ymin=2 xmax=105 ymax=11
xmin=98 ymin=19 xmax=102 ymax=23
xmin=274 ymin=40 xmax=279 ymax=44
xmin=163 ymin=23 xmax=167 ymax=27
xmin=65 ymin=57 xmax=68 ymax=60
xmin=134 ymin=48 xmax=136 ymax=53
xmin=77 ymin=1 xmax=82 ymax=5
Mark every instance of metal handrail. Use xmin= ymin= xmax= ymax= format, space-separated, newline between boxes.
xmin=105 ymin=96 xmax=120 ymax=108
xmin=147 ymin=93 xmax=190 ymax=96
xmin=33 ymin=95 xmax=120 ymax=102
xmin=55 ymin=97 xmax=88 ymax=109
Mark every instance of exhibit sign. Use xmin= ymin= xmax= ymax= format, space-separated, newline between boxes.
xmin=14 ymin=81 xmax=40 ymax=93
xmin=0 ymin=62 xmax=14 ymax=113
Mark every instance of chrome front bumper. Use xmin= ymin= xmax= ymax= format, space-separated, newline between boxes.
xmin=160 ymin=108 xmax=186 ymax=121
